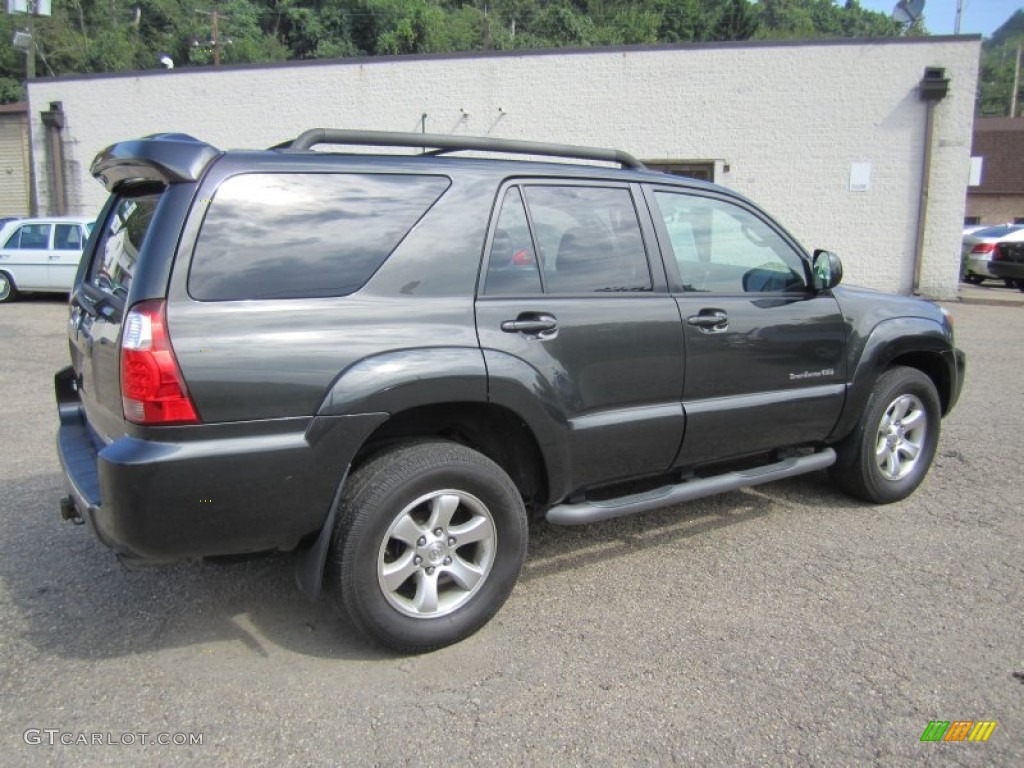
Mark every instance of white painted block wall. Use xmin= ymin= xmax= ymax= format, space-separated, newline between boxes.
xmin=26 ymin=37 xmax=980 ymax=298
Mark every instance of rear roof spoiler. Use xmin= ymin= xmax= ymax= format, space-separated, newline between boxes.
xmin=91 ymin=133 xmax=220 ymax=192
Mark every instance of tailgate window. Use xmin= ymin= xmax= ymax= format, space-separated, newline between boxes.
xmin=89 ymin=192 xmax=161 ymax=300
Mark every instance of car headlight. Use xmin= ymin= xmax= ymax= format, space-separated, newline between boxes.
xmin=940 ymin=306 xmax=954 ymax=341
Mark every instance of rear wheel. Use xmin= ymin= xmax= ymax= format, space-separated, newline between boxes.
xmin=0 ymin=272 xmax=17 ymax=303
xmin=330 ymin=440 xmax=527 ymax=653
xmin=830 ymin=366 xmax=941 ymax=504
xmin=964 ymin=274 xmax=984 ymax=285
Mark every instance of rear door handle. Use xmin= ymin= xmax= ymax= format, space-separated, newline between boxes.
xmin=501 ymin=313 xmax=558 ymax=338
xmin=686 ymin=310 xmax=729 ymax=332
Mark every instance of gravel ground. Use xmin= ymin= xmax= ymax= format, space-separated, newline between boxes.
xmin=0 ymin=294 xmax=1020 ymax=767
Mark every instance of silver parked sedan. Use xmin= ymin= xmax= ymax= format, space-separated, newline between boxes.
xmin=962 ymin=224 xmax=1024 ymax=285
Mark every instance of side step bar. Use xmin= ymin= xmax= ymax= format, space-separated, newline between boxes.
xmin=546 ymin=448 xmax=836 ymax=526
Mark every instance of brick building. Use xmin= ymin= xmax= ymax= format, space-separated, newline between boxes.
xmin=966 ymin=117 xmax=1024 ymax=226
xmin=25 ymin=36 xmax=980 ymax=298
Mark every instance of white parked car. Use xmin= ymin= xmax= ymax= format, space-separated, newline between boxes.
xmin=0 ymin=216 xmax=95 ymax=302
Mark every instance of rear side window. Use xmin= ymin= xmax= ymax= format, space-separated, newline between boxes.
xmin=523 ymin=186 xmax=651 ymax=293
xmin=484 ymin=188 xmax=542 ymax=296
xmin=90 ymin=193 xmax=161 ymax=299
xmin=189 ymin=173 xmax=450 ymax=301
xmin=55 ymin=224 xmax=85 ymax=250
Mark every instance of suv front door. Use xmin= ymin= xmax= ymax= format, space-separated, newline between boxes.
xmin=475 ymin=181 xmax=685 ymax=498
xmin=646 ymin=187 xmax=847 ymax=467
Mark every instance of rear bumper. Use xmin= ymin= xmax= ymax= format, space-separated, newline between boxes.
xmin=987 ymin=262 xmax=1024 ymax=281
xmin=55 ymin=366 xmax=387 ymax=564
xmin=965 ymin=255 xmax=998 ymax=278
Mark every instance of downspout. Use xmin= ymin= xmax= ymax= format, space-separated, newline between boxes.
xmin=40 ymin=101 xmax=67 ymax=216
xmin=912 ymin=67 xmax=949 ymax=295
xmin=19 ymin=104 xmax=37 ymax=216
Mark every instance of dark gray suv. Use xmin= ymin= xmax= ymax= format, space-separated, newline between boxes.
xmin=56 ymin=130 xmax=965 ymax=652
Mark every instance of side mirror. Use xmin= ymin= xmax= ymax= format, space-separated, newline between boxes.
xmin=812 ymin=250 xmax=843 ymax=291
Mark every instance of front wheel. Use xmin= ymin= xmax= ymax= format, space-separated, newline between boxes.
xmin=330 ymin=441 xmax=528 ymax=653
xmin=830 ymin=366 xmax=941 ymax=504
xmin=963 ymin=274 xmax=984 ymax=285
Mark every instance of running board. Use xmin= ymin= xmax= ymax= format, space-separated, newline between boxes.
xmin=545 ymin=448 xmax=836 ymax=526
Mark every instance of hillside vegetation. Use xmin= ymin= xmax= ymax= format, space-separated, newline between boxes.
xmin=1 ymin=1 xmax=1017 ymax=116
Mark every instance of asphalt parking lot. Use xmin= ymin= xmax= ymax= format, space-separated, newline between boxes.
xmin=0 ymin=295 xmax=1020 ymax=767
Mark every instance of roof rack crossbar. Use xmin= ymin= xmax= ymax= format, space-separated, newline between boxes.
xmin=285 ymin=129 xmax=646 ymax=170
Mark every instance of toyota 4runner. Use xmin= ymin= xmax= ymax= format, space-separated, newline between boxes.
xmin=56 ymin=130 xmax=965 ymax=652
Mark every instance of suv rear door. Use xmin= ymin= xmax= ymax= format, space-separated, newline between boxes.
xmin=49 ymin=222 xmax=91 ymax=289
xmin=476 ymin=181 xmax=685 ymax=496
xmin=646 ymin=186 xmax=847 ymax=466
xmin=69 ymin=191 xmax=163 ymax=442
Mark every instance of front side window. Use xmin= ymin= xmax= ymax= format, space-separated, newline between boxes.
xmin=4 ymin=223 xmax=51 ymax=250
xmin=190 ymin=173 xmax=450 ymax=301
xmin=90 ymin=193 xmax=161 ymax=299
xmin=654 ymin=192 xmax=808 ymax=293
xmin=523 ymin=186 xmax=651 ymax=293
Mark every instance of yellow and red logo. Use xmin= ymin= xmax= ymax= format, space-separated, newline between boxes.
xmin=920 ymin=720 xmax=997 ymax=742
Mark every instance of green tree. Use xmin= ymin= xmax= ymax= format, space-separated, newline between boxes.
xmin=0 ymin=0 xmax=942 ymax=103
xmin=977 ymin=10 xmax=1024 ymax=117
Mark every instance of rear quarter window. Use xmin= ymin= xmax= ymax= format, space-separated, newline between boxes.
xmin=90 ymin=193 xmax=161 ymax=300
xmin=189 ymin=173 xmax=450 ymax=301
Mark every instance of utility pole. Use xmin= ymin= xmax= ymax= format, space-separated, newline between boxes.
xmin=1012 ymin=43 xmax=1022 ymax=118
xmin=954 ymin=0 xmax=963 ymax=35
xmin=25 ymin=0 xmax=36 ymax=80
xmin=195 ymin=8 xmax=229 ymax=66
xmin=212 ymin=10 xmax=220 ymax=66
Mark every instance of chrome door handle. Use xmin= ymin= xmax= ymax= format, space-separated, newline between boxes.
xmin=686 ymin=310 xmax=728 ymax=332
xmin=500 ymin=313 xmax=558 ymax=338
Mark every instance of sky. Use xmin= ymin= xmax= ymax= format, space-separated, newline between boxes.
xmin=856 ymin=0 xmax=1022 ymax=37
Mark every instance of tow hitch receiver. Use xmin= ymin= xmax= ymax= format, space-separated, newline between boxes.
xmin=60 ymin=495 xmax=84 ymax=525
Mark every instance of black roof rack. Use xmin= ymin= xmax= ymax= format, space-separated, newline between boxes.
xmin=278 ymin=129 xmax=646 ymax=170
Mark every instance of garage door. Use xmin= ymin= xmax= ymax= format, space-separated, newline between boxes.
xmin=0 ymin=110 xmax=30 ymax=216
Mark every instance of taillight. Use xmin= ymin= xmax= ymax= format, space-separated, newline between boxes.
xmin=970 ymin=243 xmax=996 ymax=255
xmin=121 ymin=300 xmax=199 ymax=425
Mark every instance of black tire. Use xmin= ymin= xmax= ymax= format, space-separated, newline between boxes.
xmin=1016 ymin=279 xmax=1024 ymax=293
xmin=330 ymin=440 xmax=527 ymax=653
xmin=963 ymin=274 xmax=984 ymax=285
xmin=1003 ymin=278 xmax=1016 ymax=288
xmin=0 ymin=271 xmax=17 ymax=303
xmin=830 ymin=366 xmax=941 ymax=504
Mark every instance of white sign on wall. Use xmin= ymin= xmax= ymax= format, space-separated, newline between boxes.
xmin=849 ymin=162 xmax=872 ymax=193
xmin=968 ymin=156 xmax=984 ymax=187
